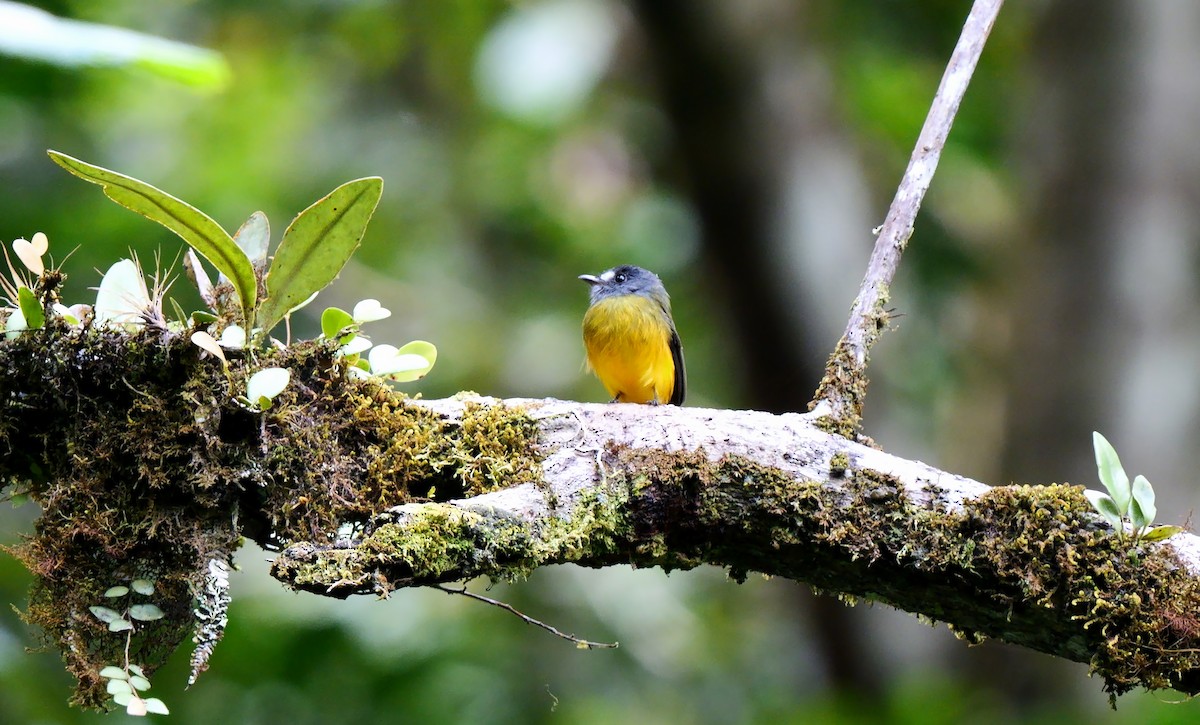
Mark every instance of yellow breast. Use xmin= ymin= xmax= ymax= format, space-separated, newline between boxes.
xmin=582 ymin=295 xmax=676 ymax=404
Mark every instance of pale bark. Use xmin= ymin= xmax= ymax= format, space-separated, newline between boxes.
xmin=267 ymin=394 xmax=1200 ymax=696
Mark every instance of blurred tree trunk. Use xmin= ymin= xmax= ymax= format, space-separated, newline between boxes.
xmin=1101 ymin=3 xmax=1200 ymax=513
xmin=1005 ymin=1 xmax=1128 ymax=489
xmin=630 ymin=0 xmax=882 ymax=698
xmin=982 ymin=0 xmax=1200 ymax=707
xmin=978 ymin=0 xmax=1126 ymax=706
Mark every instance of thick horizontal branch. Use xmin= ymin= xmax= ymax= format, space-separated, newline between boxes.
xmin=272 ymin=396 xmax=1200 ymax=697
xmin=3 ymin=330 xmax=1199 ymax=699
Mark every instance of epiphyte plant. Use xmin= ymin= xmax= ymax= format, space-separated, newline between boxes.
xmin=1086 ymin=432 xmax=1181 ymax=546
xmin=10 ymin=151 xmax=436 ymax=394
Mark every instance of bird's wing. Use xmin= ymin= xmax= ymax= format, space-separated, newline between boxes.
xmin=668 ymin=326 xmax=686 ymax=406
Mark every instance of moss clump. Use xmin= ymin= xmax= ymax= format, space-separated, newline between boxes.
xmin=258 ymin=376 xmax=450 ymax=543
xmin=449 ymin=401 xmax=542 ymax=497
xmin=0 ymin=319 xmax=542 ymax=706
xmin=0 ymin=326 xmax=242 ymax=708
xmin=829 ymin=451 xmax=849 ymax=478
xmin=365 ymin=505 xmax=536 ymax=582
xmin=260 ymin=391 xmax=542 ymax=545
xmin=809 ymin=292 xmax=891 ymax=440
xmin=273 ymin=447 xmax=638 ymax=596
xmin=272 ymin=503 xmax=543 ymax=596
xmin=589 ymin=447 xmax=1200 ymax=696
xmin=962 ymin=484 xmax=1200 ymax=696
xmin=809 ymin=339 xmax=867 ymax=439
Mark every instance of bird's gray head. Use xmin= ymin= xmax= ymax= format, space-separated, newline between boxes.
xmin=578 ymin=265 xmax=670 ymax=306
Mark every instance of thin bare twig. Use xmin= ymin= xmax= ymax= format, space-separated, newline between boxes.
xmin=812 ymin=0 xmax=1005 ymax=434
xmin=436 ymin=585 xmax=619 ymax=650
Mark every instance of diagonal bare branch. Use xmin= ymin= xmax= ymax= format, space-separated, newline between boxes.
xmin=812 ymin=0 xmax=1006 ymax=435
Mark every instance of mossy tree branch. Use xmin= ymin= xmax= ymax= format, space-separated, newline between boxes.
xmin=269 ymin=394 xmax=1200 ymax=698
xmin=3 ymin=319 xmax=1200 ymax=701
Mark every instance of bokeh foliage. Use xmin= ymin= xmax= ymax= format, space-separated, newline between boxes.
xmin=2 ymin=1 xmax=1200 ymax=722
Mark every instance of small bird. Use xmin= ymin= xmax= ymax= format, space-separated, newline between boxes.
xmin=579 ymin=265 xmax=685 ymax=405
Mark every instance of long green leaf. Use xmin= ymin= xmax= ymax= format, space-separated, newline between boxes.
xmin=0 ymin=3 xmax=230 ymax=90
xmin=258 ymin=177 xmax=383 ymax=334
xmin=1142 ymin=525 xmax=1183 ymax=542
xmin=1083 ymin=489 xmax=1123 ymax=531
xmin=47 ymin=150 xmax=257 ymax=323
xmin=1092 ymin=431 xmax=1131 ymax=515
xmin=1131 ymin=475 xmax=1156 ymax=527
xmin=17 ymin=286 xmax=43 ymax=329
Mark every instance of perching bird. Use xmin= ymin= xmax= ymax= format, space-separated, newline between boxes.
xmin=579 ymin=265 xmax=685 ymax=405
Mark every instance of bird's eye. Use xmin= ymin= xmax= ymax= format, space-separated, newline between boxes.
xmin=615 ymin=273 xmax=627 ymax=284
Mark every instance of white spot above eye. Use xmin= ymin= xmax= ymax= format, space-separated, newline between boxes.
xmin=600 ymin=269 xmax=616 ymax=282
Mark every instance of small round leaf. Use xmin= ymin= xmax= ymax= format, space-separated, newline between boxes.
xmin=321 ymin=307 xmax=355 ymax=339
xmin=246 ymin=368 xmax=290 ymax=404
xmin=369 ymin=340 xmax=436 ymax=382
xmin=219 ymin=325 xmax=247 ymax=349
xmin=129 ymin=604 xmax=165 ymax=621
xmin=13 ymin=233 xmax=47 ymax=275
xmin=339 ymin=335 xmax=372 ymax=356
xmin=89 ymin=605 xmax=122 ymax=623
xmin=144 ymin=698 xmax=170 ymax=715
xmin=17 ymin=286 xmax=44 ymax=330
xmin=1083 ymin=490 xmax=1124 ymax=530
xmin=52 ymin=302 xmax=81 ymax=326
xmin=191 ymin=331 xmax=227 ymax=364
xmin=1142 ymin=525 xmax=1184 ymax=542
xmin=4 ymin=307 xmax=27 ymax=339
xmin=1131 ymin=475 xmax=1156 ymax=526
xmin=352 ymin=298 xmax=391 ymax=323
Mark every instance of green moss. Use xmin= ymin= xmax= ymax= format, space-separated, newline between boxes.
xmin=273 ymin=504 xmax=538 ymax=595
xmin=8 ymin=302 xmax=1199 ymax=702
xmin=543 ymin=483 xmax=632 ymax=565
xmin=586 ymin=447 xmax=1200 ymax=696
xmin=810 ymin=339 xmax=870 ymax=439
xmin=259 ymin=391 xmax=542 ymax=543
xmin=809 ymin=288 xmax=891 ymax=440
xmin=961 ymin=484 xmax=1200 ymax=696
xmin=451 ymin=401 xmax=542 ymax=496
xmin=0 ymin=320 xmax=543 ymax=706
xmin=829 ymin=451 xmax=849 ymax=478
xmin=264 ymin=434 xmax=1200 ymax=697
xmin=0 ymin=326 xmax=242 ymax=708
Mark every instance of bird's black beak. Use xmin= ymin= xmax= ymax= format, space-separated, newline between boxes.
xmin=578 ymin=274 xmax=601 ymax=285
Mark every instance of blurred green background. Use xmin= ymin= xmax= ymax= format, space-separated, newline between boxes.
xmin=4 ymin=0 xmax=1200 ymax=722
